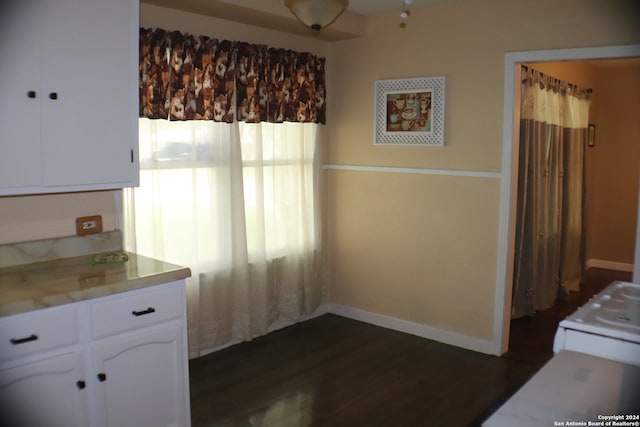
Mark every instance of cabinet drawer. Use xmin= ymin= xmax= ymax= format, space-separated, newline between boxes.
xmin=91 ymin=284 xmax=183 ymax=339
xmin=0 ymin=305 xmax=78 ymax=362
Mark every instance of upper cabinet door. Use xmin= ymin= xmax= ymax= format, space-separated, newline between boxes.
xmin=0 ymin=0 xmax=43 ymax=190
xmin=40 ymin=0 xmax=139 ymax=189
xmin=0 ymin=0 xmax=139 ymax=196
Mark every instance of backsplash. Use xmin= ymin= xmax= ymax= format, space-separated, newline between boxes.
xmin=0 ymin=230 xmax=123 ymax=268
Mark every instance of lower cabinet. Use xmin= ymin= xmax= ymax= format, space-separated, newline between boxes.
xmin=0 ymin=280 xmax=190 ymax=427
xmin=92 ymin=323 xmax=188 ymax=427
xmin=0 ymin=352 xmax=89 ymax=427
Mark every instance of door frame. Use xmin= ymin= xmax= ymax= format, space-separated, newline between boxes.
xmin=494 ymin=44 xmax=640 ymax=355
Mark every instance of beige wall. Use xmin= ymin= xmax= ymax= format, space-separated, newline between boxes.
xmin=1 ymin=0 xmax=639 ymax=350
xmin=328 ymin=171 xmax=500 ymax=338
xmin=326 ymin=0 xmax=640 ymax=343
xmin=0 ymin=191 xmax=120 ymax=244
xmin=530 ymin=59 xmax=640 ymax=267
xmin=589 ymin=61 xmax=640 ymax=265
xmin=526 ymin=61 xmax=599 ymax=100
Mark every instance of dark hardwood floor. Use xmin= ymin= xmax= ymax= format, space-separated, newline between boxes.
xmin=188 ymin=268 xmax=631 ymax=427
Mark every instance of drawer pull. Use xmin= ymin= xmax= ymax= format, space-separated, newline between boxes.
xmin=10 ymin=334 xmax=38 ymax=345
xmin=132 ymin=307 xmax=156 ymax=317
xmin=76 ymin=380 xmax=86 ymax=390
xmin=97 ymin=373 xmax=107 ymax=382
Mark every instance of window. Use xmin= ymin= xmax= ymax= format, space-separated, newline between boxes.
xmin=239 ymin=122 xmax=317 ymax=261
xmin=125 ymin=119 xmax=319 ymax=271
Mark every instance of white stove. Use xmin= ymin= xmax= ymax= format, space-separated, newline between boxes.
xmin=484 ymin=281 xmax=640 ymax=426
xmin=553 ymin=280 xmax=640 ymax=366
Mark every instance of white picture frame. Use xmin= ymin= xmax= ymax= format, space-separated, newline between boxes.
xmin=374 ymin=76 xmax=446 ymax=146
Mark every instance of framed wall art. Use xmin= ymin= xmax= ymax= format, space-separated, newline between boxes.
xmin=374 ymin=76 xmax=445 ymax=146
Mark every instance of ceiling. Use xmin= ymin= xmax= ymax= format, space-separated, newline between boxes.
xmin=347 ymin=0 xmax=449 ymax=17
xmin=141 ymin=0 xmax=454 ymax=41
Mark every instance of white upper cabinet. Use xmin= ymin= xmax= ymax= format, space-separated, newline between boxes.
xmin=0 ymin=0 xmax=139 ymax=196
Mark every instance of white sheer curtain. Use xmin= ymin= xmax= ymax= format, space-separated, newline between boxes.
xmin=124 ymin=118 xmax=323 ymax=358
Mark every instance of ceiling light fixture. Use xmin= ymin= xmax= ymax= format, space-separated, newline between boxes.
xmin=400 ymin=0 xmax=412 ymax=28
xmin=285 ymin=0 xmax=348 ymax=32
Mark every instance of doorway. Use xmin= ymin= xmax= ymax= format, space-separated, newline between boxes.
xmin=493 ymin=44 xmax=640 ymax=356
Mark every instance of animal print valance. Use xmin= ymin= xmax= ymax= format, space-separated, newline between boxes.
xmin=139 ymin=28 xmax=326 ymax=124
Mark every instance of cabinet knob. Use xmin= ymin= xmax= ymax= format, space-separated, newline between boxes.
xmin=27 ymin=90 xmax=36 ymax=98
xmin=49 ymin=92 xmax=58 ymax=100
xmin=76 ymin=380 xmax=86 ymax=390
xmin=97 ymin=373 xmax=107 ymax=382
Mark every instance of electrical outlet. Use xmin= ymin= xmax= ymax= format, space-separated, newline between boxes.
xmin=75 ymin=215 xmax=103 ymax=236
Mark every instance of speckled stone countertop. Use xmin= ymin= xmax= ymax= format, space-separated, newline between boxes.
xmin=0 ymin=252 xmax=191 ymax=317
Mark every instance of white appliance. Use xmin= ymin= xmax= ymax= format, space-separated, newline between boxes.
xmin=483 ymin=350 xmax=640 ymax=426
xmin=553 ymin=280 xmax=640 ymax=366
xmin=483 ymin=281 xmax=640 ymax=426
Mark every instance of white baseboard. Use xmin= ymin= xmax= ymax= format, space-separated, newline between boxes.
xmin=328 ymin=303 xmax=500 ymax=356
xmin=586 ymin=259 xmax=634 ymax=272
xmin=195 ymin=303 xmax=502 ymax=358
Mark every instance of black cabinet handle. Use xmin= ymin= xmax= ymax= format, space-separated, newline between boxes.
xmin=132 ymin=307 xmax=156 ymax=317
xmin=97 ymin=373 xmax=107 ymax=382
xmin=49 ymin=92 xmax=58 ymax=100
xmin=27 ymin=90 xmax=36 ymax=98
xmin=76 ymin=380 xmax=86 ymax=390
xmin=10 ymin=334 xmax=38 ymax=345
